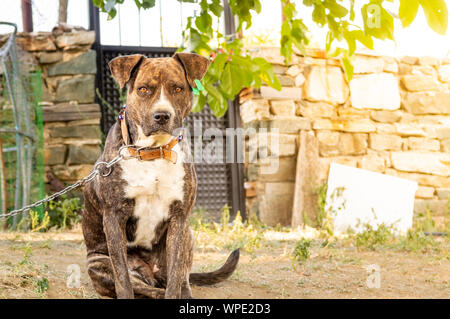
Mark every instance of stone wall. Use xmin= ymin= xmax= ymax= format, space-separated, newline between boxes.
xmin=242 ymin=47 xmax=450 ymax=226
xmin=9 ymin=30 xmax=102 ymax=187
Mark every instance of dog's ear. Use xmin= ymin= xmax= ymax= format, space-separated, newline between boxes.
xmin=173 ymin=52 xmax=210 ymax=89
xmin=109 ymin=54 xmax=145 ymax=89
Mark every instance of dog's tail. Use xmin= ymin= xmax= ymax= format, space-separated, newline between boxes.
xmin=189 ymin=249 xmax=240 ymax=286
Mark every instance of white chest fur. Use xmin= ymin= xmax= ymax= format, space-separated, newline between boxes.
xmin=120 ymin=143 xmax=185 ymax=249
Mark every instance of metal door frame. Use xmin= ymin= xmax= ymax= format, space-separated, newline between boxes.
xmin=88 ymin=2 xmax=246 ymax=219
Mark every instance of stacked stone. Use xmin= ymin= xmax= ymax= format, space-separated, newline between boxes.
xmin=242 ymin=47 xmax=450 ymax=226
xmin=13 ymin=31 xmax=102 ymax=184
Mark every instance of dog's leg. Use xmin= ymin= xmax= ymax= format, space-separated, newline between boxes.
xmin=87 ymin=253 xmax=165 ymax=299
xmin=165 ymin=202 xmax=191 ymax=299
xmin=103 ymin=212 xmax=134 ymax=299
xmin=180 ymin=228 xmax=194 ymax=299
xmin=129 ymin=271 xmax=165 ymax=299
xmin=86 ymin=253 xmax=116 ymax=298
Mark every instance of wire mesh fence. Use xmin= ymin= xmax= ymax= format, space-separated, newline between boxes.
xmin=0 ymin=22 xmax=44 ymax=229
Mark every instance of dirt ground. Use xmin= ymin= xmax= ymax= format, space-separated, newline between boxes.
xmin=0 ymin=226 xmax=448 ymax=299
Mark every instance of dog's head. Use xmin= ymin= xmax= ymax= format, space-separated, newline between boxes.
xmin=109 ymin=52 xmax=209 ymax=145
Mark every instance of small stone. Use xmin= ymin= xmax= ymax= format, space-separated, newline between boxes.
xmin=258 ymin=157 xmax=296 ymax=182
xmin=415 ymin=186 xmax=435 ymax=199
xmin=16 ymin=34 xmax=56 ymax=51
xmin=395 ymin=123 xmax=426 ymax=137
xmin=403 ymin=92 xmax=450 ymax=115
xmin=339 ymin=133 xmax=368 ymax=156
xmin=370 ymin=110 xmax=401 ymax=123
xmin=436 ymin=188 xmax=450 ymax=199
xmin=411 ymin=65 xmax=436 ymax=76
xmin=55 ymin=31 xmax=95 ymax=48
xmin=418 ymin=56 xmax=439 ymax=66
xmin=286 ymin=65 xmax=302 ymax=77
xmin=358 ymin=155 xmax=385 ymax=173
xmin=297 ymin=101 xmax=336 ymax=118
xmin=39 ymin=51 xmax=62 ymax=64
xmin=47 ymin=50 xmax=96 ymax=76
xmin=441 ymin=139 xmax=450 ymax=152
xmin=383 ymin=57 xmax=398 ymax=73
xmin=248 ymin=133 xmax=297 ymax=158
xmin=376 ymin=124 xmax=396 ymax=134
xmin=438 ymin=65 xmax=450 ymax=82
xmin=269 ymin=100 xmax=296 ymax=116
xmin=385 ymin=169 xmax=450 ymax=188
xmin=55 ymin=75 xmax=95 ymax=103
xmin=49 ymin=125 xmax=101 ymax=140
xmin=401 ymin=75 xmax=440 ymax=91
xmin=67 ymin=144 xmax=102 ymax=165
xmin=277 ymin=75 xmax=295 ymax=87
xmin=369 ymin=134 xmax=402 ymax=151
xmin=391 ymin=151 xmax=450 ymax=176
xmin=260 ymin=86 xmax=302 ymax=100
xmin=303 ymin=65 xmax=349 ymax=105
xmin=294 ymin=73 xmax=305 ymax=87
xmin=240 ymin=99 xmax=270 ymax=123
xmin=44 ymin=145 xmax=66 ymax=165
xmin=266 ymin=117 xmax=311 ymax=133
xmin=313 ymin=119 xmax=376 ymax=133
xmin=337 ymin=107 xmax=371 ymax=119
xmin=350 ymin=73 xmax=400 ymax=110
xmin=407 ymin=137 xmax=440 ymax=151
xmin=401 ymin=56 xmax=418 ymax=65
xmin=52 ymin=164 xmax=93 ymax=181
xmin=317 ymin=130 xmax=340 ymax=157
xmin=352 ymin=55 xmax=384 ymax=74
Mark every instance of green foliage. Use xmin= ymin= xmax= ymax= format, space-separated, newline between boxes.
xmin=93 ymin=0 xmax=449 ymax=110
xmin=354 ymin=223 xmax=394 ymax=251
xmin=398 ymin=228 xmax=438 ymax=252
xmin=16 ymin=196 xmax=82 ymax=232
xmin=183 ymin=0 xmax=281 ymax=117
xmin=190 ymin=205 xmax=263 ymax=254
xmin=292 ymin=238 xmax=312 ymax=264
xmin=34 ymin=277 xmax=49 ymax=295
xmin=46 ymin=196 xmax=82 ymax=230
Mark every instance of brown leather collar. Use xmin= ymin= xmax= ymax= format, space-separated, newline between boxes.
xmin=119 ymin=107 xmax=182 ymax=164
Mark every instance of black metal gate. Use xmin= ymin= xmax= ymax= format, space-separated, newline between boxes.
xmin=89 ymin=5 xmax=245 ymax=219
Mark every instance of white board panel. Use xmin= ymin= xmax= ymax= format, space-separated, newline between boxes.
xmin=326 ymin=163 xmax=418 ymax=234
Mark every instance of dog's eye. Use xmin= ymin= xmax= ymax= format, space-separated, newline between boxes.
xmin=138 ymin=87 xmax=148 ymax=94
xmin=174 ymin=87 xmax=183 ymax=94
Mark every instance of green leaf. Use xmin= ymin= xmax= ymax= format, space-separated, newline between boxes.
xmin=219 ymin=63 xmax=233 ymax=99
xmin=419 ymin=0 xmax=448 ymax=35
xmin=312 ymin=4 xmax=326 ymax=26
xmin=209 ymin=0 xmax=223 ymax=17
xmin=351 ymin=30 xmax=373 ymax=50
xmin=344 ymin=31 xmax=356 ymax=56
xmin=192 ymin=91 xmax=206 ymax=113
xmin=107 ymin=8 xmax=117 ymax=20
xmin=205 ymin=83 xmax=227 ymax=117
xmin=195 ymin=12 xmax=213 ymax=34
xmin=141 ymin=0 xmax=156 ymax=9
xmin=341 ymin=55 xmax=354 ymax=82
xmin=207 ymin=53 xmax=228 ymax=80
xmin=324 ymin=1 xmax=349 ymax=18
xmin=399 ymin=0 xmax=419 ymax=27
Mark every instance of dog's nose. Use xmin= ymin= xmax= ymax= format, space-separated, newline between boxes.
xmin=153 ymin=111 xmax=171 ymax=124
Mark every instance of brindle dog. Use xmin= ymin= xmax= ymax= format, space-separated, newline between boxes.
xmin=82 ymin=53 xmax=239 ymax=299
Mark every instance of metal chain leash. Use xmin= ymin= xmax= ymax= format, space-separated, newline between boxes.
xmin=0 ymin=145 xmax=132 ymax=219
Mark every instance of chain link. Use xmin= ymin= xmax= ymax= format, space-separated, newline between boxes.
xmin=0 ymin=145 xmax=133 ymax=219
